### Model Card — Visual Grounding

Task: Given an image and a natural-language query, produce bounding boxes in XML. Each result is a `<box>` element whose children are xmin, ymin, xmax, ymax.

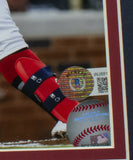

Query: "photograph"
<box><xmin>0</xmin><ymin>0</ymin><xmax>130</xmax><ymax>159</ymax></box>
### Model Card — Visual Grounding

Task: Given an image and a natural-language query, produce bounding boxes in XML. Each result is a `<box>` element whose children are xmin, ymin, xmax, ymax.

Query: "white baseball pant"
<box><xmin>0</xmin><ymin>0</ymin><xmax>28</xmax><ymax>60</ymax></box>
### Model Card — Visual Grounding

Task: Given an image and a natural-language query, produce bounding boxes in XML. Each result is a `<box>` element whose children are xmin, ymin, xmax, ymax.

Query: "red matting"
<box><xmin>0</xmin><ymin>0</ymin><xmax>128</xmax><ymax>159</ymax></box>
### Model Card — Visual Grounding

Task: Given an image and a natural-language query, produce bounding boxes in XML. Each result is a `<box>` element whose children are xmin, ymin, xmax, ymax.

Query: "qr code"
<box><xmin>97</xmin><ymin>77</ymin><xmax>108</xmax><ymax>93</ymax></box>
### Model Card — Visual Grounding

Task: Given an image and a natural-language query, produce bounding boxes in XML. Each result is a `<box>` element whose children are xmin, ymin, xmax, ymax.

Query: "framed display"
<box><xmin>0</xmin><ymin>0</ymin><xmax>131</xmax><ymax>159</ymax></box>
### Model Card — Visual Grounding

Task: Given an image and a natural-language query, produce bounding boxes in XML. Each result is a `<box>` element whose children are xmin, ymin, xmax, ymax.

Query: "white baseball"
<box><xmin>67</xmin><ymin>99</ymin><xmax>110</xmax><ymax>147</ymax></box>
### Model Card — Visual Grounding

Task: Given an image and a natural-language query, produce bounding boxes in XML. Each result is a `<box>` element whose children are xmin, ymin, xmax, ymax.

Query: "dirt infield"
<box><xmin>0</xmin><ymin>137</ymin><xmax>72</xmax><ymax>149</ymax></box>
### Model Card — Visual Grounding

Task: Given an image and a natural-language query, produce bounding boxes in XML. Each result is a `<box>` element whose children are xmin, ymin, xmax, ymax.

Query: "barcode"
<box><xmin>97</xmin><ymin>77</ymin><xmax>108</xmax><ymax>93</ymax></box>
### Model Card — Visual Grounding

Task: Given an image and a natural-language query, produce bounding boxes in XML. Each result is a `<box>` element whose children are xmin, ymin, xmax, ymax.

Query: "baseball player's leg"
<box><xmin>0</xmin><ymin>0</ymin><xmax>28</xmax><ymax>59</ymax></box>
<box><xmin>0</xmin><ymin>0</ymin><xmax>78</xmax><ymax>124</ymax></box>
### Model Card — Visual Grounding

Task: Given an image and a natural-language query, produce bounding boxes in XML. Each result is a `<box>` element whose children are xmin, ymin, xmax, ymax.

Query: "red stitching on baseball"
<box><xmin>89</xmin><ymin>104</ymin><xmax>93</xmax><ymax>110</ymax></box>
<box><xmin>97</xmin><ymin>125</ymin><xmax>100</xmax><ymax>131</ymax></box>
<box><xmin>72</xmin><ymin>102</ymin><xmax>108</xmax><ymax>113</ymax></box>
<box><xmin>87</xmin><ymin>128</ymin><xmax>92</xmax><ymax>134</ymax></box>
<box><xmin>83</xmin><ymin>129</ymin><xmax>88</xmax><ymax>135</ymax></box>
<box><xmin>82</xmin><ymin>105</ymin><xmax>86</xmax><ymax>111</ymax></box>
<box><xmin>94</xmin><ymin>126</ymin><xmax>97</xmax><ymax>132</ymax></box>
<box><xmin>100</xmin><ymin>125</ymin><xmax>104</xmax><ymax>131</ymax></box>
<box><xmin>73</xmin><ymin>124</ymin><xmax>110</xmax><ymax>146</ymax></box>
<box><xmin>85</xmin><ymin>105</ymin><xmax>89</xmax><ymax>110</ymax></box>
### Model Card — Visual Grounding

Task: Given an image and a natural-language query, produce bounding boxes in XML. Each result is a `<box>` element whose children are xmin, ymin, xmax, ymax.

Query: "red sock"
<box><xmin>0</xmin><ymin>48</ymin><xmax>78</xmax><ymax>123</ymax></box>
<box><xmin>0</xmin><ymin>48</ymin><xmax>41</xmax><ymax>83</ymax></box>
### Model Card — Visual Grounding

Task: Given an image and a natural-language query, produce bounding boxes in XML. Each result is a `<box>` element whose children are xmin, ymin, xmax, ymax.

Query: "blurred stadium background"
<box><xmin>0</xmin><ymin>0</ymin><xmax>107</xmax><ymax>143</ymax></box>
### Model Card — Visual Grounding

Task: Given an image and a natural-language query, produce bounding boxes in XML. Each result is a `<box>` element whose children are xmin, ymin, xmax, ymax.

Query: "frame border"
<box><xmin>0</xmin><ymin>0</ymin><xmax>130</xmax><ymax>159</ymax></box>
